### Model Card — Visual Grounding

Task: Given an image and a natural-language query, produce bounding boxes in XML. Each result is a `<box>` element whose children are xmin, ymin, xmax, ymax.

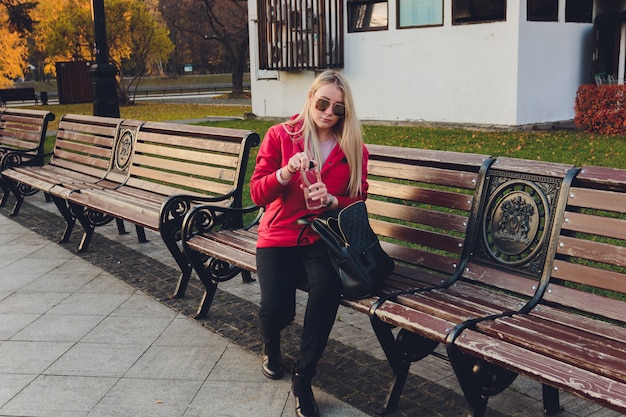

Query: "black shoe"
<box><xmin>292</xmin><ymin>371</ymin><xmax>319</xmax><ymax>417</ymax></box>
<box><xmin>261</xmin><ymin>344</ymin><xmax>283</xmax><ymax>379</ymax></box>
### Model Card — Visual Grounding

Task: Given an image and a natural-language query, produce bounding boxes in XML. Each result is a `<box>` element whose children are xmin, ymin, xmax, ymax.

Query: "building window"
<box><xmin>398</xmin><ymin>0</ymin><xmax>443</xmax><ymax>28</ymax></box>
<box><xmin>452</xmin><ymin>0</ymin><xmax>506</xmax><ymax>25</ymax></box>
<box><xmin>565</xmin><ymin>0</ymin><xmax>592</xmax><ymax>23</ymax></box>
<box><xmin>527</xmin><ymin>0</ymin><xmax>557</xmax><ymax>22</ymax></box>
<box><xmin>257</xmin><ymin>0</ymin><xmax>344</xmax><ymax>71</ymax></box>
<box><xmin>348</xmin><ymin>0</ymin><xmax>388</xmax><ymax>32</ymax></box>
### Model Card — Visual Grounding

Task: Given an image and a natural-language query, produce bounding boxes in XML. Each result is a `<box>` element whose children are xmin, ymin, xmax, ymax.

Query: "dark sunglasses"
<box><xmin>314</xmin><ymin>97</ymin><xmax>346</xmax><ymax>118</ymax></box>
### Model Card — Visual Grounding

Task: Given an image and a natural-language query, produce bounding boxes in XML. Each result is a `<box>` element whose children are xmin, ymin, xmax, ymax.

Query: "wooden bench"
<box><xmin>0</xmin><ymin>107</ymin><xmax>55</xmax><ymax>207</ymax></box>
<box><xmin>181</xmin><ymin>144</ymin><xmax>491</xmax><ymax>317</ymax></box>
<box><xmin>180</xmin><ymin>145</ymin><xmax>626</xmax><ymax>416</ymax></box>
<box><xmin>1</xmin><ymin>114</ymin><xmax>260</xmax><ymax>299</ymax></box>
<box><xmin>0</xmin><ymin>88</ymin><xmax>39</xmax><ymax>106</ymax></box>
<box><xmin>1</xmin><ymin>114</ymin><xmax>128</xmax><ymax>225</ymax></box>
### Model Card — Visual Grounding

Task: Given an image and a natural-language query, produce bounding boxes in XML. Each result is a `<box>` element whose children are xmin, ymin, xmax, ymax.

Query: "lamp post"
<box><xmin>90</xmin><ymin>0</ymin><xmax>120</xmax><ymax>117</ymax></box>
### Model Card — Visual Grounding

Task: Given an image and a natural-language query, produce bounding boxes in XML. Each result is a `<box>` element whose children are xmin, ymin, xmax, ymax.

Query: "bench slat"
<box><xmin>455</xmin><ymin>329</ymin><xmax>626</xmax><ymax>413</ymax></box>
<box><xmin>134</xmin><ymin>142</ymin><xmax>240</xmax><ymax>168</ymax></box>
<box><xmin>369</xmin><ymin>160</ymin><xmax>480</xmax><ymax>190</ymax></box>
<box><xmin>475</xmin><ymin>316</ymin><xmax>626</xmax><ymax>382</ymax></box>
<box><xmin>187</xmin><ymin>234</ymin><xmax>257</xmax><ymax>272</ymax></box>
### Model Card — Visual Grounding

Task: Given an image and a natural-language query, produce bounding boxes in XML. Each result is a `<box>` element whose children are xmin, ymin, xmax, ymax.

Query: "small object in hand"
<box><xmin>301</xmin><ymin>167</ymin><xmax>323</xmax><ymax>210</ymax></box>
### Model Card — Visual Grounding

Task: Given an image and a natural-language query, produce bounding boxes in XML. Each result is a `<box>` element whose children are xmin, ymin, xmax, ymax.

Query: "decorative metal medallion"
<box><xmin>482</xmin><ymin>180</ymin><xmax>549</xmax><ymax>266</ymax></box>
<box><xmin>113</xmin><ymin>129</ymin><xmax>134</xmax><ymax>172</ymax></box>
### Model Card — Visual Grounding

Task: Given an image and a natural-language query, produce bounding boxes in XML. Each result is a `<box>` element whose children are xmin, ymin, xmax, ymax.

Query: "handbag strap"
<box><xmin>296</xmin><ymin>214</ymin><xmax>316</xmax><ymax>247</ymax></box>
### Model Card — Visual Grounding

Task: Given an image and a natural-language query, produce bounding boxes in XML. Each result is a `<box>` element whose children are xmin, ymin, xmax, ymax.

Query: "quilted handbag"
<box><xmin>310</xmin><ymin>201</ymin><xmax>394</xmax><ymax>300</ymax></box>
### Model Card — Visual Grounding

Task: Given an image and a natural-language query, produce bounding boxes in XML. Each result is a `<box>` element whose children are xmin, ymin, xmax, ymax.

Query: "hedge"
<box><xmin>575</xmin><ymin>84</ymin><xmax>626</xmax><ymax>135</ymax></box>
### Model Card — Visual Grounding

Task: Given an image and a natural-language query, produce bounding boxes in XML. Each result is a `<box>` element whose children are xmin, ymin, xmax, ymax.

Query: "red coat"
<box><xmin>250</xmin><ymin>119</ymin><xmax>369</xmax><ymax>248</ymax></box>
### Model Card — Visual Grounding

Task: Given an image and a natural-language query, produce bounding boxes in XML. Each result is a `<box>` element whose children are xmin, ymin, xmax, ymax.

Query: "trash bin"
<box><xmin>40</xmin><ymin>91</ymin><xmax>48</xmax><ymax>105</ymax></box>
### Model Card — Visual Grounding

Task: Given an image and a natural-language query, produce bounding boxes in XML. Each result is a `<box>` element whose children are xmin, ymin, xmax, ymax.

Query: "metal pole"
<box><xmin>90</xmin><ymin>0</ymin><xmax>120</xmax><ymax>117</ymax></box>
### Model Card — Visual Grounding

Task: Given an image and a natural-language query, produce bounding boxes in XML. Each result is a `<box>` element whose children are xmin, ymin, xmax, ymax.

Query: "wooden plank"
<box><xmin>550</xmin><ymin>259</ymin><xmax>626</xmax><ymax>295</ymax></box>
<box><xmin>140</xmin><ymin>121</ymin><xmax>253</xmax><ymax>144</ymax></box>
<box><xmin>576</xmin><ymin>165</ymin><xmax>626</xmax><ymax>191</ymax></box>
<box><xmin>462</xmin><ymin>262</ymin><xmax>539</xmax><ymax>297</ymax></box>
<box><xmin>568</xmin><ymin>187</ymin><xmax>626</xmax><ymax>213</ymax></box>
<box><xmin>541</xmin><ymin>276</ymin><xmax>625</xmax><ymax>324</ymax></box>
<box><xmin>557</xmin><ymin>235</ymin><xmax>626</xmax><ymax>268</ymax></box>
<box><xmin>367</xmin><ymin>199</ymin><xmax>470</xmax><ymax>232</ymax></box>
<box><xmin>529</xmin><ymin>303</ymin><xmax>626</xmax><ymax>345</ymax></box>
<box><xmin>491</xmin><ymin>157</ymin><xmax>574</xmax><ymax>178</ymax></box>
<box><xmin>366</xmin><ymin>144</ymin><xmax>489</xmax><ymax>169</ymax></box>
<box><xmin>186</xmin><ymin>235</ymin><xmax>258</xmax><ymax>271</ymax></box>
<box><xmin>474</xmin><ymin>316</ymin><xmax>626</xmax><ymax>382</ymax></box>
<box><xmin>134</xmin><ymin>142</ymin><xmax>240</xmax><ymax>167</ymax></box>
<box><xmin>367</xmin><ymin>180</ymin><xmax>473</xmax><ymax>211</ymax></box>
<box><xmin>131</xmin><ymin>154</ymin><xmax>237</xmax><ymax>181</ymax></box>
<box><xmin>562</xmin><ymin>211</ymin><xmax>626</xmax><ymax>241</ymax></box>
<box><xmin>373</xmin><ymin>300</ymin><xmax>455</xmax><ymax>342</ymax></box>
<box><xmin>373</xmin><ymin>220</ymin><xmax>464</xmax><ymax>254</ymax></box>
<box><xmin>454</xmin><ymin>329</ymin><xmax>626</xmax><ymax>413</ymax></box>
<box><xmin>127</xmin><ymin>166</ymin><xmax>234</xmax><ymax>196</ymax></box>
<box><xmin>379</xmin><ymin>238</ymin><xmax>459</xmax><ymax>274</ymax></box>
<box><xmin>368</xmin><ymin>160</ymin><xmax>480</xmax><ymax>189</ymax></box>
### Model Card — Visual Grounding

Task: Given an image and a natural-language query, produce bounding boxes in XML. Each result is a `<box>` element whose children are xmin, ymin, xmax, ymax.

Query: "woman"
<box><xmin>250</xmin><ymin>70</ymin><xmax>369</xmax><ymax>417</ymax></box>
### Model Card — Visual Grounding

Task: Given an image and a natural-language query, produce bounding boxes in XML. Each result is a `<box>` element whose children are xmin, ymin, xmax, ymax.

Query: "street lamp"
<box><xmin>90</xmin><ymin>0</ymin><xmax>120</xmax><ymax>117</ymax></box>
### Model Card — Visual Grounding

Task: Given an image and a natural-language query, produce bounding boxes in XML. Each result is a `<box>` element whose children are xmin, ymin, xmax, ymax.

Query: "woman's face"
<box><xmin>310</xmin><ymin>83</ymin><xmax>344</xmax><ymax>133</ymax></box>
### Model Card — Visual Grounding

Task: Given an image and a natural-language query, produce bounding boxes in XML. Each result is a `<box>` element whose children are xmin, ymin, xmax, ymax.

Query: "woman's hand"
<box><xmin>301</xmin><ymin>175</ymin><xmax>335</xmax><ymax>209</ymax></box>
<box><xmin>286</xmin><ymin>152</ymin><xmax>317</xmax><ymax>173</ymax></box>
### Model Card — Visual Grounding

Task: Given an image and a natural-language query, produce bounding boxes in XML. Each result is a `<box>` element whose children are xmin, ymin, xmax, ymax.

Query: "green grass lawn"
<box><xmin>197</xmin><ymin>119</ymin><xmax>626</xmax><ymax>169</ymax></box>
<box><xmin>31</xmin><ymin>100</ymin><xmax>626</xmax><ymax>170</ymax></box>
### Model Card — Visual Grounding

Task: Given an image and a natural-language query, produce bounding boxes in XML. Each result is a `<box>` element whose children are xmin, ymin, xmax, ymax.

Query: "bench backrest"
<box><xmin>51</xmin><ymin>114</ymin><xmax>124</xmax><ymax>178</ymax></box>
<box><xmin>125</xmin><ymin>121</ymin><xmax>260</xmax><ymax>208</ymax></box>
<box><xmin>0</xmin><ymin>88</ymin><xmax>37</xmax><ymax>103</ymax></box>
<box><xmin>365</xmin><ymin>144</ymin><xmax>491</xmax><ymax>291</ymax></box>
<box><xmin>459</xmin><ymin>157</ymin><xmax>578</xmax><ymax>307</ymax></box>
<box><xmin>0</xmin><ymin>108</ymin><xmax>55</xmax><ymax>161</ymax></box>
<box><xmin>546</xmin><ymin>165</ymin><xmax>626</xmax><ymax>325</ymax></box>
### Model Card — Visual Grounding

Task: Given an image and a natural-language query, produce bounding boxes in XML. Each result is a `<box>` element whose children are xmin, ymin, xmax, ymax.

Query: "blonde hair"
<box><xmin>284</xmin><ymin>70</ymin><xmax>364</xmax><ymax>198</ymax></box>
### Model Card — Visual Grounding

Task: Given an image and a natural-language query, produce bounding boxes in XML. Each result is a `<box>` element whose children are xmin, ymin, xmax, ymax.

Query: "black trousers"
<box><xmin>256</xmin><ymin>241</ymin><xmax>342</xmax><ymax>378</ymax></box>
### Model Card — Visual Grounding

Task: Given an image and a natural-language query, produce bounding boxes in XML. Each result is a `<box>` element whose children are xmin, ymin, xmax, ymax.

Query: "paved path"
<box><xmin>0</xmin><ymin>207</ymin><xmax>367</xmax><ymax>417</ymax></box>
<box><xmin>0</xmin><ymin>191</ymin><xmax>619</xmax><ymax>417</ymax></box>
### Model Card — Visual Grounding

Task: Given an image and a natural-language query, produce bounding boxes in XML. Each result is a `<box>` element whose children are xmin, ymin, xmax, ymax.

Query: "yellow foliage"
<box><xmin>0</xmin><ymin>7</ymin><xmax>27</xmax><ymax>88</ymax></box>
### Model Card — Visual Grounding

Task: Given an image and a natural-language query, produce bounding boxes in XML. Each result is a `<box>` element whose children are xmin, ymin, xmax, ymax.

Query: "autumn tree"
<box><xmin>35</xmin><ymin>0</ymin><xmax>173</xmax><ymax>104</ymax></box>
<box><xmin>160</xmin><ymin>0</ymin><xmax>249</xmax><ymax>94</ymax></box>
<box><xmin>0</xmin><ymin>0</ymin><xmax>38</xmax><ymax>88</ymax></box>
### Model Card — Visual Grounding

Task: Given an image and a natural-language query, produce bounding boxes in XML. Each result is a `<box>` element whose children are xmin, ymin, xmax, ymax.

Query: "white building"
<box><xmin>247</xmin><ymin>1</ymin><xmax>624</xmax><ymax>127</ymax></box>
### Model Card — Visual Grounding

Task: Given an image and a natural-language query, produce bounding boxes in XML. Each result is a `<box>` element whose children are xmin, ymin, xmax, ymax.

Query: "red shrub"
<box><xmin>575</xmin><ymin>84</ymin><xmax>626</xmax><ymax>135</ymax></box>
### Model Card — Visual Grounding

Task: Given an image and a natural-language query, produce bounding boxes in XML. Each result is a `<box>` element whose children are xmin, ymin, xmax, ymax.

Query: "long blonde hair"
<box><xmin>284</xmin><ymin>70</ymin><xmax>364</xmax><ymax>198</ymax></box>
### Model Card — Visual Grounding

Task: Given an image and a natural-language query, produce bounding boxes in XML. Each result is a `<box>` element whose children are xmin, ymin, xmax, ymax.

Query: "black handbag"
<box><xmin>310</xmin><ymin>201</ymin><xmax>395</xmax><ymax>300</ymax></box>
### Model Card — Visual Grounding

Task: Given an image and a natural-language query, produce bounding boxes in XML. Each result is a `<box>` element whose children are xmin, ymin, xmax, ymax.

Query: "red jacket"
<box><xmin>250</xmin><ymin>119</ymin><xmax>369</xmax><ymax>248</ymax></box>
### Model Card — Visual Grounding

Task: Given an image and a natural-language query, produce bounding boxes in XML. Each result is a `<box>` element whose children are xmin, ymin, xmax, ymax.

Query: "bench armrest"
<box><xmin>159</xmin><ymin>192</ymin><xmax>235</xmax><ymax>224</ymax></box>
<box><xmin>0</xmin><ymin>149</ymin><xmax>50</xmax><ymax>171</ymax></box>
<box><xmin>181</xmin><ymin>203</ymin><xmax>263</xmax><ymax>243</ymax></box>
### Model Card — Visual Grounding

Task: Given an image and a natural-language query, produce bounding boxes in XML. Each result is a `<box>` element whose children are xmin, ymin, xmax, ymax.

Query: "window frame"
<box><xmin>397</xmin><ymin>0</ymin><xmax>444</xmax><ymax>30</ymax></box>
<box><xmin>348</xmin><ymin>0</ymin><xmax>389</xmax><ymax>33</ymax></box>
<box><xmin>565</xmin><ymin>0</ymin><xmax>593</xmax><ymax>23</ymax></box>
<box><xmin>452</xmin><ymin>0</ymin><xmax>507</xmax><ymax>25</ymax></box>
<box><xmin>527</xmin><ymin>0</ymin><xmax>558</xmax><ymax>22</ymax></box>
